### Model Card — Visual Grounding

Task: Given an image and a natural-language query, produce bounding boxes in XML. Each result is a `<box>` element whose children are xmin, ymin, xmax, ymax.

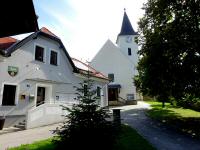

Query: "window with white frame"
<box><xmin>50</xmin><ymin>50</ymin><xmax>58</xmax><ymax>65</ymax></box>
<box><xmin>35</xmin><ymin>45</ymin><xmax>45</xmax><ymax>62</ymax></box>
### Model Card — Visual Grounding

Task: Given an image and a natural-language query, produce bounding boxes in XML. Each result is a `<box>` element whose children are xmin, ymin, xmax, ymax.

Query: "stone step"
<box><xmin>3</xmin><ymin>115</ymin><xmax>26</xmax><ymax>128</ymax></box>
<box><xmin>0</xmin><ymin>127</ymin><xmax>23</xmax><ymax>135</ymax></box>
<box><xmin>18</xmin><ymin>122</ymin><xmax>26</xmax><ymax>125</ymax></box>
<box><xmin>14</xmin><ymin>124</ymin><xmax>25</xmax><ymax>130</ymax></box>
<box><xmin>14</xmin><ymin>119</ymin><xmax>26</xmax><ymax>130</ymax></box>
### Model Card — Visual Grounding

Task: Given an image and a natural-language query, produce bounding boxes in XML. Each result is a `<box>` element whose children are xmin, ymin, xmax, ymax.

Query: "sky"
<box><xmin>18</xmin><ymin>0</ymin><xmax>147</xmax><ymax>61</ymax></box>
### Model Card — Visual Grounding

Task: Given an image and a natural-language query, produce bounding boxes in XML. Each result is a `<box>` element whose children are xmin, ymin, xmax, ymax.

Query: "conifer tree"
<box><xmin>54</xmin><ymin>71</ymin><xmax>117</xmax><ymax>150</ymax></box>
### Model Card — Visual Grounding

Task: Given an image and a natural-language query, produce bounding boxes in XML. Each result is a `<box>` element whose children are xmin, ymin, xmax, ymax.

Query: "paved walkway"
<box><xmin>0</xmin><ymin>123</ymin><xmax>59</xmax><ymax>150</ymax></box>
<box><xmin>0</xmin><ymin>102</ymin><xmax>200</xmax><ymax>150</ymax></box>
<box><xmin>116</xmin><ymin>101</ymin><xmax>200</xmax><ymax>150</ymax></box>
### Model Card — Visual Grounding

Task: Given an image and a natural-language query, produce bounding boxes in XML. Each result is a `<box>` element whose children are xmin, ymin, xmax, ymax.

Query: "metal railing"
<box><xmin>118</xmin><ymin>96</ymin><xmax>126</xmax><ymax>103</ymax></box>
<box><xmin>36</xmin><ymin>101</ymin><xmax>45</xmax><ymax>107</ymax></box>
<box><xmin>0</xmin><ymin>106</ymin><xmax>16</xmax><ymax>117</ymax></box>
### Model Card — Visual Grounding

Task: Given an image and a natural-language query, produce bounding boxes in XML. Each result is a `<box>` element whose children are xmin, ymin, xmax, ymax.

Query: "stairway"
<box><xmin>14</xmin><ymin>119</ymin><xmax>26</xmax><ymax>130</ymax></box>
<box><xmin>109</xmin><ymin>100</ymin><xmax>125</xmax><ymax>106</ymax></box>
<box><xmin>0</xmin><ymin>116</ymin><xmax>26</xmax><ymax>135</ymax></box>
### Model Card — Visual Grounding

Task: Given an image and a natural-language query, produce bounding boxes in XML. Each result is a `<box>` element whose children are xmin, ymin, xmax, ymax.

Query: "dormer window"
<box><xmin>50</xmin><ymin>50</ymin><xmax>58</xmax><ymax>65</ymax></box>
<box><xmin>35</xmin><ymin>45</ymin><xmax>44</xmax><ymax>62</ymax></box>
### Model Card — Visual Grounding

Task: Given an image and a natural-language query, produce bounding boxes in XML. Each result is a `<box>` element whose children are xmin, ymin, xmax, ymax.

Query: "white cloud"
<box><xmin>19</xmin><ymin>0</ymin><xmax>147</xmax><ymax>62</ymax></box>
<box><xmin>63</xmin><ymin>0</ymin><xmax>147</xmax><ymax>61</ymax></box>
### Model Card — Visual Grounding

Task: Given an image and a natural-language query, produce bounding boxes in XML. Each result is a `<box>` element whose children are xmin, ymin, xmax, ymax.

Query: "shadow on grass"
<box><xmin>147</xmin><ymin>108</ymin><xmax>180</xmax><ymax>120</ymax></box>
<box><xmin>168</xmin><ymin>117</ymin><xmax>200</xmax><ymax>138</ymax></box>
<box><xmin>9</xmin><ymin>125</ymin><xmax>156</xmax><ymax>150</ymax></box>
<box><xmin>113</xmin><ymin>125</ymin><xmax>156</xmax><ymax>150</ymax></box>
<box><xmin>147</xmin><ymin>104</ymin><xmax>200</xmax><ymax>139</ymax></box>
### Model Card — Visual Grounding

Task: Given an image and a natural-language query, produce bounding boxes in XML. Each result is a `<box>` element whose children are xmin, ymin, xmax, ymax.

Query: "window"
<box><xmin>50</xmin><ymin>50</ymin><xmax>58</xmax><ymax>65</ymax></box>
<box><xmin>127</xmin><ymin>94</ymin><xmax>134</xmax><ymax>100</ymax></box>
<box><xmin>128</xmin><ymin>48</ymin><xmax>131</xmax><ymax>56</ymax></box>
<box><xmin>56</xmin><ymin>95</ymin><xmax>59</xmax><ymax>100</ymax></box>
<box><xmin>108</xmin><ymin>73</ymin><xmax>114</xmax><ymax>82</ymax></box>
<box><xmin>97</xmin><ymin>86</ymin><xmax>101</xmax><ymax>97</ymax></box>
<box><xmin>83</xmin><ymin>84</ymin><xmax>88</xmax><ymax>96</ymax></box>
<box><xmin>35</xmin><ymin>45</ymin><xmax>44</xmax><ymax>62</ymax></box>
<box><xmin>2</xmin><ymin>84</ymin><xmax>16</xmax><ymax>106</ymax></box>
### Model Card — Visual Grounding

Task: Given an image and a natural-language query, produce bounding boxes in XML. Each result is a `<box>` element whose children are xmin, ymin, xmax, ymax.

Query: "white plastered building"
<box><xmin>0</xmin><ymin>28</ymin><xmax>109</xmax><ymax>129</ymax></box>
<box><xmin>91</xmin><ymin>10</ymin><xmax>142</xmax><ymax>105</ymax></box>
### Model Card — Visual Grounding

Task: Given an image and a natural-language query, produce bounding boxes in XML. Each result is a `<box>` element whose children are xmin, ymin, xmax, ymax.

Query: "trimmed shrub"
<box><xmin>175</xmin><ymin>95</ymin><xmax>200</xmax><ymax>112</ymax></box>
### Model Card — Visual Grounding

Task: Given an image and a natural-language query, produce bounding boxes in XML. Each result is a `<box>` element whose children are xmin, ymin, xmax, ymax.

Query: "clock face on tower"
<box><xmin>125</xmin><ymin>36</ymin><xmax>132</xmax><ymax>43</ymax></box>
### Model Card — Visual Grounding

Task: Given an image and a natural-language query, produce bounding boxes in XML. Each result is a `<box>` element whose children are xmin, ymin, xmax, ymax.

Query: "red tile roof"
<box><xmin>0</xmin><ymin>37</ymin><xmax>17</xmax><ymax>50</ymax></box>
<box><xmin>40</xmin><ymin>27</ymin><xmax>58</xmax><ymax>38</ymax></box>
<box><xmin>72</xmin><ymin>58</ymin><xmax>109</xmax><ymax>80</ymax></box>
<box><xmin>0</xmin><ymin>27</ymin><xmax>57</xmax><ymax>51</ymax></box>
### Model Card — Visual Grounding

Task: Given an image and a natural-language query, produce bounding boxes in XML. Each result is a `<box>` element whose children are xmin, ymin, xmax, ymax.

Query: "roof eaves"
<box><xmin>35</xmin><ymin>31</ymin><xmax>78</xmax><ymax>73</ymax></box>
<box><xmin>77</xmin><ymin>67</ymin><xmax>109</xmax><ymax>80</ymax></box>
<box><xmin>77</xmin><ymin>70</ymin><xmax>109</xmax><ymax>81</ymax></box>
<box><xmin>1</xmin><ymin>30</ymin><xmax>78</xmax><ymax>73</ymax></box>
<box><xmin>4</xmin><ymin>32</ymin><xmax>38</xmax><ymax>57</ymax></box>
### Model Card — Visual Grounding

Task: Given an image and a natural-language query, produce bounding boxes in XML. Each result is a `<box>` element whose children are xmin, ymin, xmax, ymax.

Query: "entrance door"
<box><xmin>36</xmin><ymin>87</ymin><xmax>45</xmax><ymax>106</ymax></box>
<box><xmin>2</xmin><ymin>84</ymin><xmax>16</xmax><ymax>106</ymax></box>
<box><xmin>108</xmin><ymin>88</ymin><xmax>118</xmax><ymax>101</ymax></box>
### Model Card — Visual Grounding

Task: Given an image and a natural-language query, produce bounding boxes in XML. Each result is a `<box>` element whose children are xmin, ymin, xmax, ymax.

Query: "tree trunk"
<box><xmin>162</xmin><ymin>101</ymin><xmax>165</xmax><ymax>108</ymax></box>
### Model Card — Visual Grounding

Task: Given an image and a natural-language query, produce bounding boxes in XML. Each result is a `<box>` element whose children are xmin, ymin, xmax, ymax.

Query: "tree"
<box><xmin>53</xmin><ymin>71</ymin><xmax>117</xmax><ymax>150</ymax></box>
<box><xmin>135</xmin><ymin>0</ymin><xmax>200</xmax><ymax>107</ymax></box>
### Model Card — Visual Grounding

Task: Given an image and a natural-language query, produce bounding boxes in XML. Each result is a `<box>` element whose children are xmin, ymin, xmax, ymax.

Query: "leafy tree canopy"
<box><xmin>135</xmin><ymin>0</ymin><xmax>200</xmax><ymax>101</ymax></box>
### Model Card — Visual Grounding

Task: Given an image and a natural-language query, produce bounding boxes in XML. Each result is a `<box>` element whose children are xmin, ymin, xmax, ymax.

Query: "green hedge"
<box><xmin>173</xmin><ymin>95</ymin><xmax>200</xmax><ymax>112</ymax></box>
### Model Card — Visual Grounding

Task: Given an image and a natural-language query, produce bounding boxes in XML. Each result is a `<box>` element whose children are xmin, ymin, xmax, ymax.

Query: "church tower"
<box><xmin>91</xmin><ymin>9</ymin><xmax>142</xmax><ymax>103</ymax></box>
<box><xmin>116</xmin><ymin>9</ymin><xmax>138</xmax><ymax>66</ymax></box>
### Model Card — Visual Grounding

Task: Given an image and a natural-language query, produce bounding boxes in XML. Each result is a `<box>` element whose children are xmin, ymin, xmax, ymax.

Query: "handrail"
<box><xmin>26</xmin><ymin>102</ymin><xmax>67</xmax><ymax>129</ymax></box>
<box><xmin>1</xmin><ymin>101</ymin><xmax>28</xmax><ymax>117</ymax></box>
<box><xmin>36</xmin><ymin>101</ymin><xmax>45</xmax><ymax>107</ymax></box>
<box><xmin>1</xmin><ymin>106</ymin><xmax>16</xmax><ymax>117</ymax></box>
<box><xmin>118</xmin><ymin>96</ymin><xmax>126</xmax><ymax>103</ymax></box>
<box><xmin>27</xmin><ymin>101</ymin><xmax>45</xmax><ymax>112</ymax></box>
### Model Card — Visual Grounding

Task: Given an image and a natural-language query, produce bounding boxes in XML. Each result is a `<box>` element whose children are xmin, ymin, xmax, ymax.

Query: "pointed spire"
<box><xmin>118</xmin><ymin>9</ymin><xmax>137</xmax><ymax>36</ymax></box>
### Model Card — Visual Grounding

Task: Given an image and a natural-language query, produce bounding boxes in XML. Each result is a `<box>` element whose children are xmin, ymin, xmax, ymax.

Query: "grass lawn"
<box><xmin>8</xmin><ymin>138</ymin><xmax>56</xmax><ymax>150</ymax></box>
<box><xmin>9</xmin><ymin>125</ymin><xmax>155</xmax><ymax>150</ymax></box>
<box><xmin>113</xmin><ymin>124</ymin><xmax>155</xmax><ymax>150</ymax></box>
<box><xmin>146</xmin><ymin>101</ymin><xmax>200</xmax><ymax>138</ymax></box>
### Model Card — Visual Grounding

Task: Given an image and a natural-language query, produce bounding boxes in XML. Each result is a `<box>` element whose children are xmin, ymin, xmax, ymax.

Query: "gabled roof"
<box><xmin>0</xmin><ymin>27</ymin><xmax>78</xmax><ymax>73</ymax></box>
<box><xmin>91</xmin><ymin>39</ymin><xmax>135</xmax><ymax>68</ymax></box>
<box><xmin>118</xmin><ymin>9</ymin><xmax>137</xmax><ymax>36</ymax></box>
<box><xmin>40</xmin><ymin>27</ymin><xmax>58</xmax><ymax>38</ymax></box>
<box><xmin>72</xmin><ymin>58</ymin><xmax>109</xmax><ymax>80</ymax></box>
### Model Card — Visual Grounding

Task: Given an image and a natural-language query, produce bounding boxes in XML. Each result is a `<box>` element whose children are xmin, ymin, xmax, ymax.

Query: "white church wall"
<box><xmin>91</xmin><ymin>40</ymin><xmax>137</xmax><ymax>100</ymax></box>
<box><xmin>117</xmin><ymin>35</ymin><xmax>139</xmax><ymax>66</ymax></box>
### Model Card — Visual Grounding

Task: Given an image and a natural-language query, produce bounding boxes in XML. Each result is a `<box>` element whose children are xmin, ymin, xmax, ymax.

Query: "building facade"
<box><xmin>0</xmin><ymin>28</ymin><xmax>108</xmax><ymax>129</ymax></box>
<box><xmin>91</xmin><ymin>10</ymin><xmax>142</xmax><ymax>104</ymax></box>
